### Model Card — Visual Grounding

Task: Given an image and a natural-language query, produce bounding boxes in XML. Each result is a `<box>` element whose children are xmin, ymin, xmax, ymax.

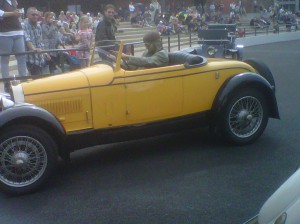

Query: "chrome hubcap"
<box><xmin>229</xmin><ymin>96</ymin><xmax>263</xmax><ymax>138</ymax></box>
<box><xmin>236</xmin><ymin>110</ymin><xmax>253</xmax><ymax>123</ymax></box>
<box><xmin>0</xmin><ymin>136</ymin><xmax>47</xmax><ymax>188</ymax></box>
<box><xmin>13</xmin><ymin>152</ymin><xmax>29</xmax><ymax>166</ymax></box>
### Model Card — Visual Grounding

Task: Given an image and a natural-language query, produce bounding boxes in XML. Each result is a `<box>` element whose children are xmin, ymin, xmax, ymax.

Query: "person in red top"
<box><xmin>0</xmin><ymin>0</ymin><xmax>27</xmax><ymax>91</ymax></box>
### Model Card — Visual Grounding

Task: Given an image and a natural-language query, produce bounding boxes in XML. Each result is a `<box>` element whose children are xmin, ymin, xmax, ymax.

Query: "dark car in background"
<box><xmin>183</xmin><ymin>24</ymin><xmax>243</xmax><ymax>60</ymax></box>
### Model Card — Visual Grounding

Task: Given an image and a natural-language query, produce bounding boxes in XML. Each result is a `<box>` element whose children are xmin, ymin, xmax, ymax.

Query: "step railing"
<box><xmin>1</xmin><ymin>23</ymin><xmax>299</xmax><ymax>80</ymax></box>
<box><xmin>0</xmin><ymin>48</ymin><xmax>90</xmax><ymax>83</ymax></box>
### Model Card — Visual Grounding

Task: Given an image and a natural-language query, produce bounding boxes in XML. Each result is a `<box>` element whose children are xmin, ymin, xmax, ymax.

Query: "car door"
<box><xmin>86</xmin><ymin>67</ymin><xmax>128</xmax><ymax>129</ymax></box>
<box><xmin>124</xmin><ymin>66</ymin><xmax>183</xmax><ymax>124</ymax></box>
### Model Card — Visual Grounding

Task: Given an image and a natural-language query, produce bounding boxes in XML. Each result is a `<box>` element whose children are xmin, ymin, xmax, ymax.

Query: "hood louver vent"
<box><xmin>37</xmin><ymin>99</ymin><xmax>83</xmax><ymax>115</ymax></box>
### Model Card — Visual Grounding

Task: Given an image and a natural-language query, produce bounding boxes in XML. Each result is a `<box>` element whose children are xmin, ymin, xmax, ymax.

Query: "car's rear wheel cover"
<box><xmin>0</xmin><ymin>136</ymin><xmax>47</xmax><ymax>188</ymax></box>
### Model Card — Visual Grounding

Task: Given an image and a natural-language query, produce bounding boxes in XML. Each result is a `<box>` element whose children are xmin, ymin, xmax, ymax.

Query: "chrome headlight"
<box><xmin>207</xmin><ymin>46</ymin><xmax>217</xmax><ymax>57</ymax></box>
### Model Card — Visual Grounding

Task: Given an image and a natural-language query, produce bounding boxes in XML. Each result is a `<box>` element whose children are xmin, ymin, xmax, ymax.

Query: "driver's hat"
<box><xmin>143</xmin><ymin>31</ymin><xmax>161</xmax><ymax>44</ymax></box>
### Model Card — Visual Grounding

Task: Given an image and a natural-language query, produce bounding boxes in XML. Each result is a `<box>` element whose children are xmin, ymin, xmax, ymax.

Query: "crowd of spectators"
<box><xmin>1</xmin><ymin>5</ymin><xmax>103</xmax><ymax>78</ymax></box>
<box><xmin>125</xmin><ymin>1</ymin><xmax>248</xmax><ymax>36</ymax></box>
<box><xmin>2</xmin><ymin>0</ymin><xmax>299</xmax><ymax>80</ymax></box>
<box><xmin>249</xmin><ymin>2</ymin><xmax>298</xmax><ymax>33</ymax></box>
<box><xmin>21</xmin><ymin>9</ymin><xmax>94</xmax><ymax>75</ymax></box>
<box><xmin>274</xmin><ymin>4</ymin><xmax>298</xmax><ymax>31</ymax></box>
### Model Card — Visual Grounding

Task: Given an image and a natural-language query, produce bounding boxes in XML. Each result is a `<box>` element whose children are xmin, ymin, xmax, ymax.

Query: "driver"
<box><xmin>119</xmin><ymin>31</ymin><xmax>169</xmax><ymax>70</ymax></box>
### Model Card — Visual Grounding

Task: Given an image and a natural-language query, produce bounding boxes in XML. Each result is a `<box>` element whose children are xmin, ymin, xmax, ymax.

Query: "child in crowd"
<box><xmin>156</xmin><ymin>21</ymin><xmax>172</xmax><ymax>35</ymax></box>
<box><xmin>70</xmin><ymin>22</ymin><xmax>78</xmax><ymax>34</ymax></box>
<box><xmin>76</xmin><ymin>15</ymin><xmax>93</xmax><ymax>68</ymax></box>
<box><xmin>169</xmin><ymin>17</ymin><xmax>187</xmax><ymax>34</ymax></box>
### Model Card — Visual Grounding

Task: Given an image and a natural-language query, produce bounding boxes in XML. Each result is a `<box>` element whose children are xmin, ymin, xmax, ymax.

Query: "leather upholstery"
<box><xmin>168</xmin><ymin>52</ymin><xmax>203</xmax><ymax>66</ymax></box>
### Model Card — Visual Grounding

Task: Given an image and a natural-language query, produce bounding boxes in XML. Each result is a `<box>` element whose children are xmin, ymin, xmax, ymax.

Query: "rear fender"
<box><xmin>212</xmin><ymin>73</ymin><xmax>280</xmax><ymax>120</ymax></box>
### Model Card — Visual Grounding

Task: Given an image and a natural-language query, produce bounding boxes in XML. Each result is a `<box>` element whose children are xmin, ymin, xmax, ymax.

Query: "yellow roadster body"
<box><xmin>22</xmin><ymin>59</ymin><xmax>255</xmax><ymax>132</ymax></box>
<box><xmin>0</xmin><ymin>41</ymin><xmax>279</xmax><ymax>194</ymax></box>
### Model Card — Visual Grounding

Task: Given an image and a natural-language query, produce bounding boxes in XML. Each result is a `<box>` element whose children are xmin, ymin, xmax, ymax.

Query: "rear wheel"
<box><xmin>0</xmin><ymin>125</ymin><xmax>58</xmax><ymax>195</ymax></box>
<box><xmin>218</xmin><ymin>89</ymin><xmax>269</xmax><ymax>145</ymax></box>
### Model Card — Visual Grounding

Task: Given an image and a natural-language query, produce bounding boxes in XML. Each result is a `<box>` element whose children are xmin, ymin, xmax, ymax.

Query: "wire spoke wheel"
<box><xmin>217</xmin><ymin>88</ymin><xmax>269</xmax><ymax>145</ymax></box>
<box><xmin>0</xmin><ymin>124</ymin><xmax>58</xmax><ymax>195</ymax></box>
<box><xmin>0</xmin><ymin>136</ymin><xmax>48</xmax><ymax>188</ymax></box>
<box><xmin>0</xmin><ymin>125</ymin><xmax>58</xmax><ymax>195</ymax></box>
<box><xmin>229</xmin><ymin>96</ymin><xmax>263</xmax><ymax>138</ymax></box>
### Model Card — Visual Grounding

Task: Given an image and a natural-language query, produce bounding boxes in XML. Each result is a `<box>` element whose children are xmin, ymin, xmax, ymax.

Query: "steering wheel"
<box><xmin>97</xmin><ymin>48</ymin><xmax>115</xmax><ymax>64</ymax></box>
<box><xmin>121</xmin><ymin>57</ymin><xmax>130</xmax><ymax>70</ymax></box>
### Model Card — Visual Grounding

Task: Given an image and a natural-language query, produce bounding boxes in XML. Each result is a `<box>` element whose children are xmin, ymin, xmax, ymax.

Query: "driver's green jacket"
<box><xmin>127</xmin><ymin>48</ymin><xmax>169</xmax><ymax>70</ymax></box>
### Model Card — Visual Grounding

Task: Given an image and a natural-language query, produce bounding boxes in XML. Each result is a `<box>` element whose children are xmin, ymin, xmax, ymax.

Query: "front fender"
<box><xmin>212</xmin><ymin>73</ymin><xmax>280</xmax><ymax>119</ymax></box>
<box><xmin>0</xmin><ymin>103</ymin><xmax>66</xmax><ymax>139</ymax></box>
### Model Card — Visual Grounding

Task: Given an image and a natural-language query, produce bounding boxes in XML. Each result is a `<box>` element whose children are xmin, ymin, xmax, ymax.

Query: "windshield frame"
<box><xmin>91</xmin><ymin>40</ymin><xmax>124</xmax><ymax>72</ymax></box>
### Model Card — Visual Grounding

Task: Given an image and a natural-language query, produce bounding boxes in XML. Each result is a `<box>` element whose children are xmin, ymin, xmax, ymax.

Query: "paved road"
<box><xmin>0</xmin><ymin>40</ymin><xmax>300</xmax><ymax>224</ymax></box>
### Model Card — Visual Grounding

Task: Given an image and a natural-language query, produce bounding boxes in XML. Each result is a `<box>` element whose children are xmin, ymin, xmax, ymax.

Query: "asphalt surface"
<box><xmin>1</xmin><ymin>40</ymin><xmax>300</xmax><ymax>224</ymax></box>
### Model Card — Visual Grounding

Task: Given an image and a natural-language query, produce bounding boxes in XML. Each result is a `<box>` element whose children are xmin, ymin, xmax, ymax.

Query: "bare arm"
<box><xmin>0</xmin><ymin>10</ymin><xmax>21</xmax><ymax>18</ymax></box>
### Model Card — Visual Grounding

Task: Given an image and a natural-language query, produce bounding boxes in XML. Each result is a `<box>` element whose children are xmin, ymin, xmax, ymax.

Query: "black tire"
<box><xmin>218</xmin><ymin>88</ymin><xmax>269</xmax><ymax>145</ymax></box>
<box><xmin>243</xmin><ymin>58</ymin><xmax>275</xmax><ymax>88</ymax></box>
<box><xmin>0</xmin><ymin>125</ymin><xmax>58</xmax><ymax>195</ymax></box>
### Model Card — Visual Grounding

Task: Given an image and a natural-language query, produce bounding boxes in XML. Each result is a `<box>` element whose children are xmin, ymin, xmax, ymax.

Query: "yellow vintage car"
<box><xmin>0</xmin><ymin>41</ymin><xmax>279</xmax><ymax>195</ymax></box>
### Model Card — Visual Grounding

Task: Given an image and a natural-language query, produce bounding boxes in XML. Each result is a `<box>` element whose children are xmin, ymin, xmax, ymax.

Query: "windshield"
<box><xmin>93</xmin><ymin>40</ymin><xmax>122</xmax><ymax>68</ymax></box>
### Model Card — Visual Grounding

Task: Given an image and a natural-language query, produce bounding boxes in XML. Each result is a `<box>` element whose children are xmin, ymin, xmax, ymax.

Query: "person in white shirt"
<box><xmin>92</xmin><ymin>15</ymin><xmax>102</xmax><ymax>33</ymax></box>
<box><xmin>149</xmin><ymin>0</ymin><xmax>161</xmax><ymax>24</ymax></box>
<box><xmin>230</xmin><ymin>2</ymin><xmax>236</xmax><ymax>12</ymax></box>
<box><xmin>253</xmin><ymin>0</ymin><xmax>258</xmax><ymax>13</ymax></box>
<box><xmin>129</xmin><ymin>1</ymin><xmax>135</xmax><ymax>20</ymax></box>
<box><xmin>209</xmin><ymin>3</ymin><xmax>215</xmax><ymax>16</ymax></box>
<box><xmin>86</xmin><ymin>12</ymin><xmax>93</xmax><ymax>24</ymax></box>
<box><xmin>279</xmin><ymin>7</ymin><xmax>285</xmax><ymax>16</ymax></box>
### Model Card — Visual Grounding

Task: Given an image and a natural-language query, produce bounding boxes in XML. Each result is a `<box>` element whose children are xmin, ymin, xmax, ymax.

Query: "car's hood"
<box><xmin>21</xmin><ymin>64</ymin><xmax>114</xmax><ymax>96</ymax></box>
<box><xmin>21</xmin><ymin>71</ymin><xmax>88</xmax><ymax>96</ymax></box>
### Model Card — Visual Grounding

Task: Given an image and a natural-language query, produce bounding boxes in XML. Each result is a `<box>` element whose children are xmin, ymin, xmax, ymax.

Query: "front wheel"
<box><xmin>218</xmin><ymin>89</ymin><xmax>269</xmax><ymax>145</ymax></box>
<box><xmin>0</xmin><ymin>125</ymin><xmax>58</xmax><ymax>195</ymax></box>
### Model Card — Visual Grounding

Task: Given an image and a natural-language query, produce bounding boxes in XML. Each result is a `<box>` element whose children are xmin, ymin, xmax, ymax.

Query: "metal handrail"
<box><xmin>1</xmin><ymin>24</ymin><xmax>299</xmax><ymax>83</ymax></box>
<box><xmin>0</xmin><ymin>43</ymin><xmax>146</xmax><ymax>82</ymax></box>
<box><xmin>0</xmin><ymin>47</ymin><xmax>89</xmax><ymax>57</ymax></box>
<box><xmin>0</xmin><ymin>47</ymin><xmax>90</xmax><ymax>82</ymax></box>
